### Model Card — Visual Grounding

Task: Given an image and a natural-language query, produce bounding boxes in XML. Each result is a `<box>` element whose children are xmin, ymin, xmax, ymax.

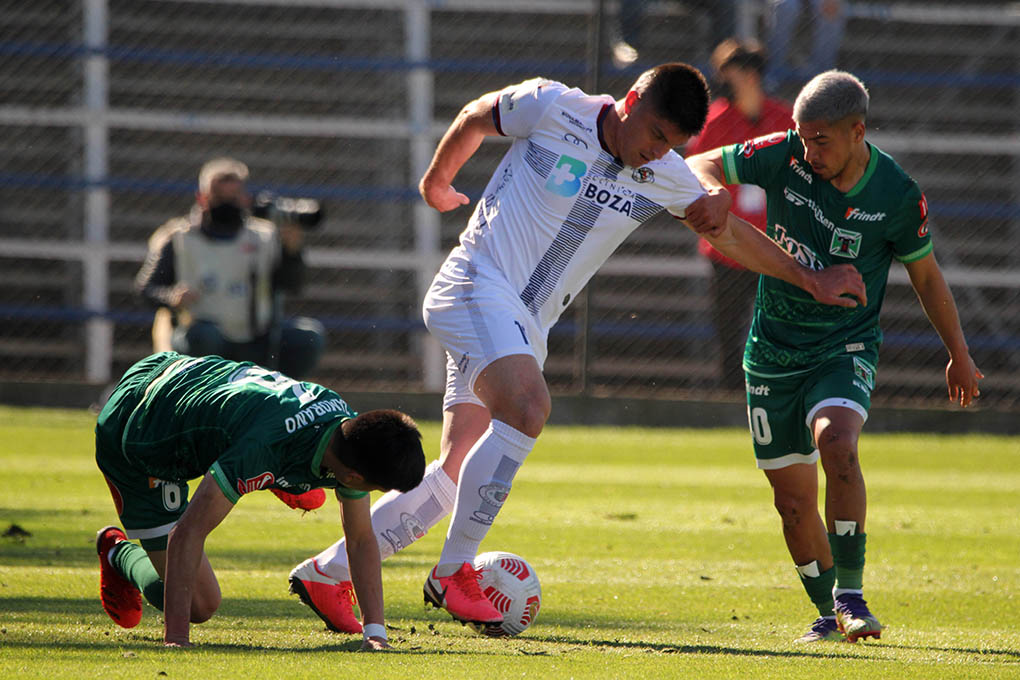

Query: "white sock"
<box><xmin>313</xmin><ymin>460</ymin><xmax>457</xmax><ymax>582</ymax></box>
<box><xmin>439</xmin><ymin>420</ymin><xmax>536</xmax><ymax>569</ymax></box>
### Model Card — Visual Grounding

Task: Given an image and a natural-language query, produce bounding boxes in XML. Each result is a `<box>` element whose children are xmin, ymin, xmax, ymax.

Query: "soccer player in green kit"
<box><xmin>687</xmin><ymin>70</ymin><xmax>983</xmax><ymax>643</ymax></box>
<box><xmin>93</xmin><ymin>352</ymin><xmax>426</xmax><ymax>649</ymax></box>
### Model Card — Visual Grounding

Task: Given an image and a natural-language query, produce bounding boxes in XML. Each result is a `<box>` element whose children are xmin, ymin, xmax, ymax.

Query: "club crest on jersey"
<box><xmin>740</xmin><ymin>131</ymin><xmax>786</xmax><ymax>158</ymax></box>
<box><xmin>546</xmin><ymin>154</ymin><xmax>587</xmax><ymax>197</ymax></box>
<box><xmin>632</xmin><ymin>166</ymin><xmax>654</xmax><ymax>183</ymax></box>
<box><xmin>237</xmin><ymin>471</ymin><xmax>275</xmax><ymax>495</ymax></box>
<box><xmin>853</xmin><ymin>356</ymin><xmax>875</xmax><ymax>390</ymax></box>
<box><xmin>829</xmin><ymin>227</ymin><xmax>862</xmax><ymax>258</ymax></box>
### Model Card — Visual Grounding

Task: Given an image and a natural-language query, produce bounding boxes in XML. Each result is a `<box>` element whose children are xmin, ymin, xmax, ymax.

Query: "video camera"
<box><xmin>252</xmin><ymin>191</ymin><xmax>324</xmax><ymax>230</ymax></box>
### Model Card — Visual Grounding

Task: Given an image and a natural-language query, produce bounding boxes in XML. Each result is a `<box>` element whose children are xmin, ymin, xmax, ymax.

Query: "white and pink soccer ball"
<box><xmin>471</xmin><ymin>551</ymin><xmax>542</xmax><ymax>637</ymax></box>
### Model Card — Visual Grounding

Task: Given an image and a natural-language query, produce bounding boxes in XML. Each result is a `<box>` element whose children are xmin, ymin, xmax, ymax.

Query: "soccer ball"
<box><xmin>471</xmin><ymin>551</ymin><xmax>542</xmax><ymax>637</ymax></box>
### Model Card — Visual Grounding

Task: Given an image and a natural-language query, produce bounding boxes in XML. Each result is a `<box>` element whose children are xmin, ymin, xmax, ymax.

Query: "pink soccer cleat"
<box><xmin>423</xmin><ymin>562</ymin><xmax>503</xmax><ymax>627</ymax></box>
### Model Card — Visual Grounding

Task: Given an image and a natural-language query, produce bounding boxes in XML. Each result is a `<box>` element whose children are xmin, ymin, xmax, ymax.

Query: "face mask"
<box><xmin>206</xmin><ymin>202</ymin><xmax>244</xmax><ymax>234</ymax></box>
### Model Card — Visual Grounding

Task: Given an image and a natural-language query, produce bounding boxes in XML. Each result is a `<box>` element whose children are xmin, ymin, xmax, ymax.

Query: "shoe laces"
<box><xmin>450</xmin><ymin>565</ymin><xmax>487</xmax><ymax>602</ymax></box>
<box><xmin>810</xmin><ymin>616</ymin><xmax>838</xmax><ymax>633</ymax></box>
<box><xmin>338</xmin><ymin>580</ymin><xmax>357</xmax><ymax>607</ymax></box>
<box><xmin>835</xmin><ymin>593</ymin><xmax>871</xmax><ymax>619</ymax></box>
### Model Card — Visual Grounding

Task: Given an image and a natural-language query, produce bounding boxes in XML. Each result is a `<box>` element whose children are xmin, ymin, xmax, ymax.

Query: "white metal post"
<box><xmin>406</xmin><ymin>0</ymin><xmax>445</xmax><ymax>391</ymax></box>
<box><xmin>83</xmin><ymin>0</ymin><xmax>113</xmax><ymax>383</ymax></box>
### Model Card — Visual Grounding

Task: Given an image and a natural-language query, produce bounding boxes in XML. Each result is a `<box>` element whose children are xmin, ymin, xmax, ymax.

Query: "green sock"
<box><xmin>111</xmin><ymin>541</ymin><xmax>165</xmax><ymax>611</ymax></box>
<box><xmin>796</xmin><ymin>563</ymin><xmax>836</xmax><ymax>617</ymax></box>
<box><xmin>829</xmin><ymin>532</ymin><xmax>867</xmax><ymax>591</ymax></box>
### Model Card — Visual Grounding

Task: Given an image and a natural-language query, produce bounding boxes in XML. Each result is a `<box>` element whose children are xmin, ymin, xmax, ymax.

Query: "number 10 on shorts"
<box><xmin>748</xmin><ymin>406</ymin><xmax>773</xmax><ymax>445</ymax></box>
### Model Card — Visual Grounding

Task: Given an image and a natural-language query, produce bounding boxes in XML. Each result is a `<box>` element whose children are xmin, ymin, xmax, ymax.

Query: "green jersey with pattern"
<box><xmin>100</xmin><ymin>352</ymin><xmax>366</xmax><ymax>504</ymax></box>
<box><xmin>721</xmin><ymin>130</ymin><xmax>932</xmax><ymax>376</ymax></box>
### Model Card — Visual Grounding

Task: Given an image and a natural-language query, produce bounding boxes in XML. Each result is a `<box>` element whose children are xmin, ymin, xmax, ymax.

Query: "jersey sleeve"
<box><xmin>720</xmin><ymin>130</ymin><xmax>793</xmax><ymax>188</ymax></box>
<box><xmin>492</xmin><ymin>78</ymin><xmax>569</xmax><ymax>139</ymax></box>
<box><xmin>208</xmin><ymin>440</ymin><xmax>279</xmax><ymax>504</ymax></box>
<box><xmin>663</xmin><ymin>155</ymin><xmax>709</xmax><ymax>219</ymax></box>
<box><xmin>888</xmin><ymin>186</ymin><xmax>934</xmax><ymax>262</ymax></box>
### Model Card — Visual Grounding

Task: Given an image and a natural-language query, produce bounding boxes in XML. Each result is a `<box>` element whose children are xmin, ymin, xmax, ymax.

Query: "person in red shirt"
<box><xmin>685</xmin><ymin>39</ymin><xmax>795</xmax><ymax>391</ymax></box>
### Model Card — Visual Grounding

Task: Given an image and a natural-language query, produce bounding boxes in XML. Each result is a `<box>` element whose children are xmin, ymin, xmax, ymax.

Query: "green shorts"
<box><xmin>744</xmin><ymin>352</ymin><xmax>876</xmax><ymax>470</ymax></box>
<box><xmin>95</xmin><ymin>352</ymin><xmax>189</xmax><ymax>551</ymax></box>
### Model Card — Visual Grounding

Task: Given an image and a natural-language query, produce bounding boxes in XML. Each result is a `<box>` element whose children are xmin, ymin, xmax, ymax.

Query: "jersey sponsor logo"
<box><xmin>829</xmin><ymin>227</ymin><xmax>863</xmax><ymax>258</ymax></box>
<box><xmin>588</xmin><ymin>175</ymin><xmax>634</xmax><ymax>196</ymax></box>
<box><xmin>632</xmin><ymin>166</ymin><xmax>655</xmax><ymax>183</ymax></box>
<box><xmin>582</xmin><ymin>183</ymin><xmax>633</xmax><ymax>216</ymax></box>
<box><xmin>745</xmin><ymin>380</ymin><xmax>771</xmax><ymax>396</ymax></box>
<box><xmin>844</xmin><ymin>207</ymin><xmax>887</xmax><ymax>222</ymax></box>
<box><xmin>853</xmin><ymin>356</ymin><xmax>876</xmax><ymax>390</ymax></box>
<box><xmin>740</xmin><ymin>131</ymin><xmax>786</xmax><ymax>158</ymax></box>
<box><xmin>918</xmin><ymin>193</ymin><xmax>930</xmax><ymax>236</ymax></box>
<box><xmin>563</xmin><ymin>132</ymin><xmax>589</xmax><ymax>149</ymax></box>
<box><xmin>559</xmin><ymin>110</ymin><xmax>592</xmax><ymax>133</ymax></box>
<box><xmin>284</xmin><ymin>397</ymin><xmax>350</xmax><ymax>433</ymax></box>
<box><xmin>845</xmin><ymin>342</ymin><xmax>866</xmax><ymax>352</ymax></box>
<box><xmin>237</xmin><ymin>471</ymin><xmax>275</xmax><ymax>495</ymax></box>
<box><xmin>499</xmin><ymin>91</ymin><xmax>516</xmax><ymax>112</ymax></box>
<box><xmin>773</xmin><ymin>223</ymin><xmax>825</xmax><ymax>271</ymax></box>
<box><xmin>783</xmin><ymin>187</ymin><xmax>836</xmax><ymax>231</ymax></box>
<box><xmin>789</xmin><ymin>156</ymin><xmax>813</xmax><ymax>183</ymax></box>
<box><xmin>545</xmin><ymin>154</ymin><xmax>587</xmax><ymax>197</ymax></box>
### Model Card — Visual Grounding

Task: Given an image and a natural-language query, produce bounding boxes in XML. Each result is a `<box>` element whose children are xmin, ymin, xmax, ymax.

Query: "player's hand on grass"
<box><xmin>359</xmin><ymin>637</ymin><xmax>391</xmax><ymax>651</ymax></box>
<box><xmin>809</xmin><ymin>264</ymin><xmax>867</xmax><ymax>308</ymax></box>
<box><xmin>946</xmin><ymin>356</ymin><xmax>983</xmax><ymax>407</ymax></box>
<box><xmin>420</xmin><ymin>181</ymin><xmax>470</xmax><ymax>213</ymax></box>
<box><xmin>163</xmin><ymin>639</ymin><xmax>193</xmax><ymax>648</ymax></box>
<box><xmin>683</xmin><ymin>189</ymin><xmax>731</xmax><ymax>237</ymax></box>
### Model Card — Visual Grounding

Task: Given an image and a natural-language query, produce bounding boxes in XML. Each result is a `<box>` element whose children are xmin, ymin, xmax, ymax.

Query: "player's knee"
<box><xmin>506</xmin><ymin>391</ymin><xmax>550</xmax><ymax>437</ymax></box>
<box><xmin>190</xmin><ymin>591</ymin><xmax>221</xmax><ymax>624</ymax></box>
<box><xmin>818</xmin><ymin>433</ymin><xmax>860</xmax><ymax>477</ymax></box>
<box><xmin>772</xmin><ymin>489</ymin><xmax>816</xmax><ymax>527</ymax></box>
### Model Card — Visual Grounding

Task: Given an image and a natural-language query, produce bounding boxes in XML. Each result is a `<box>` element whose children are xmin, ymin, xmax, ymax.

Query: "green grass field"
<box><xmin>1</xmin><ymin>405</ymin><xmax>1018</xmax><ymax>679</ymax></box>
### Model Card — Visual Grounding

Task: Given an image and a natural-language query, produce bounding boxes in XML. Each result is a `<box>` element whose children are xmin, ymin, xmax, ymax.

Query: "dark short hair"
<box><xmin>633</xmin><ymin>62</ymin><xmax>710</xmax><ymax>136</ymax></box>
<box><xmin>336</xmin><ymin>410</ymin><xmax>425</xmax><ymax>492</ymax></box>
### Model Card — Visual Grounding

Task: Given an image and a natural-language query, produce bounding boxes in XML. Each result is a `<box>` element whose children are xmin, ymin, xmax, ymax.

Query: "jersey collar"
<box><xmin>311</xmin><ymin>417</ymin><xmax>347</xmax><ymax>478</ymax></box>
<box><xmin>596</xmin><ymin>103</ymin><xmax>620</xmax><ymax>163</ymax></box>
<box><xmin>845</xmin><ymin>142</ymin><xmax>879</xmax><ymax>198</ymax></box>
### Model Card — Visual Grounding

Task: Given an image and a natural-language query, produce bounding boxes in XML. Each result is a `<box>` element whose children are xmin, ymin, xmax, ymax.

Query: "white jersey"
<box><xmin>454</xmin><ymin>77</ymin><xmax>706</xmax><ymax>330</ymax></box>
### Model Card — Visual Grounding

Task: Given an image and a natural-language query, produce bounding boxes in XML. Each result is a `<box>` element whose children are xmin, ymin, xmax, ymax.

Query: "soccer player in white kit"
<box><xmin>288</xmin><ymin>63</ymin><xmax>866</xmax><ymax>631</ymax></box>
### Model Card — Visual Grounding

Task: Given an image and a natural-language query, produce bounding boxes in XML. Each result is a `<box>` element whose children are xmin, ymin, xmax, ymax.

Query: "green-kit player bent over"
<box><xmin>688</xmin><ymin>71</ymin><xmax>983</xmax><ymax>643</ymax></box>
<box><xmin>94</xmin><ymin>352</ymin><xmax>426</xmax><ymax>648</ymax></box>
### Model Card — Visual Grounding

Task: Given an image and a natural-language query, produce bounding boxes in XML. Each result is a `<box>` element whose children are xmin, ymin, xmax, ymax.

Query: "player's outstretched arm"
<box><xmin>693</xmin><ymin>212</ymin><xmax>868</xmax><ymax>308</ymax></box>
<box><xmin>340</xmin><ymin>493</ymin><xmax>390</xmax><ymax>651</ymax></box>
<box><xmin>162</xmin><ymin>475</ymin><xmax>233</xmax><ymax>647</ymax></box>
<box><xmin>419</xmin><ymin>91</ymin><xmax>500</xmax><ymax>213</ymax></box>
<box><xmin>904</xmin><ymin>252</ymin><xmax>984</xmax><ymax>406</ymax></box>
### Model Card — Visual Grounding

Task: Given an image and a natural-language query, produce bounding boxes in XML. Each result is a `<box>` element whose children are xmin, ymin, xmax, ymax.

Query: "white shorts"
<box><xmin>423</xmin><ymin>249</ymin><xmax>548</xmax><ymax>411</ymax></box>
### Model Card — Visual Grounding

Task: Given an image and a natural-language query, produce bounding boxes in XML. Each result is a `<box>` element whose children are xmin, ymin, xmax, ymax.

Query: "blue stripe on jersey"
<box><xmin>519</xmin><ymin>151</ymin><xmax>623</xmax><ymax>316</ymax></box>
<box><xmin>524</xmin><ymin>140</ymin><xmax>558</xmax><ymax>178</ymax></box>
<box><xmin>630</xmin><ymin>194</ymin><xmax>664</xmax><ymax>222</ymax></box>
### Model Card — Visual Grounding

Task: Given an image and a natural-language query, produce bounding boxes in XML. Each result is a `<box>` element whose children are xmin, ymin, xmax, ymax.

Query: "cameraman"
<box><xmin>135</xmin><ymin>157</ymin><xmax>325</xmax><ymax>378</ymax></box>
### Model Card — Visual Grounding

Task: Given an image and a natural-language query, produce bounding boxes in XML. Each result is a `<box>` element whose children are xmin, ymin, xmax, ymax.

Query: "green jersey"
<box><xmin>97</xmin><ymin>352</ymin><xmax>367</xmax><ymax>504</ymax></box>
<box><xmin>721</xmin><ymin>130</ymin><xmax>932</xmax><ymax>376</ymax></box>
